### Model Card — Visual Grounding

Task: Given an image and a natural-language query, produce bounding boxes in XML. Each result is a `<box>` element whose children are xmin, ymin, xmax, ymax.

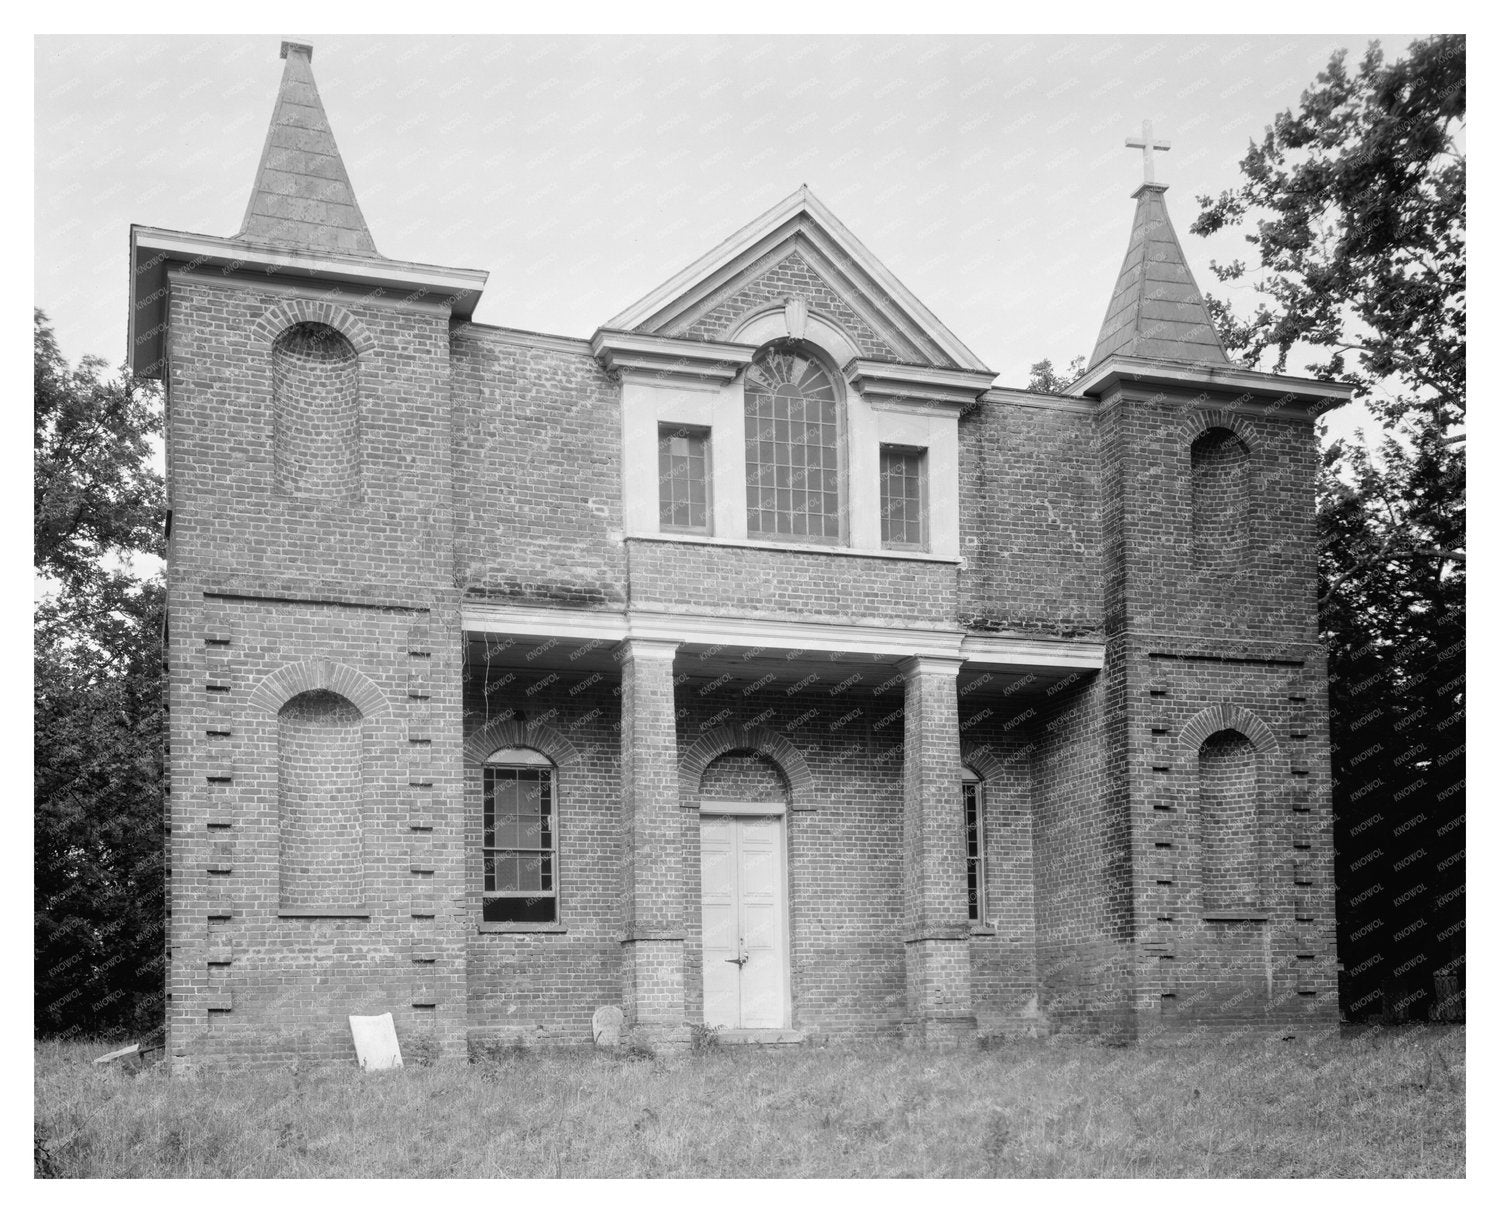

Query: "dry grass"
<box><xmin>35</xmin><ymin>1026</ymin><xmax>1463</xmax><ymax>1178</ymax></box>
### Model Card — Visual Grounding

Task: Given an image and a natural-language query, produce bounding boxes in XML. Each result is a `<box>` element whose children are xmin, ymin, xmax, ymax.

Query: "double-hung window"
<box><xmin>879</xmin><ymin>444</ymin><xmax>928</xmax><ymax>551</ymax></box>
<box><xmin>482</xmin><ymin>747</ymin><xmax>558</xmax><ymax>924</ymax></box>
<box><xmin>658</xmin><ymin>424</ymin><xmax>712</xmax><ymax>533</ymax></box>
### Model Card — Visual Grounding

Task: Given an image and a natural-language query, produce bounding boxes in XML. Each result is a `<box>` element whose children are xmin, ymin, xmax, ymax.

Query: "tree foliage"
<box><xmin>1027</xmin><ymin>356</ymin><xmax>1085</xmax><ymax>394</ymax></box>
<box><xmin>35</xmin><ymin>309</ymin><xmax>167</xmax><ymax>1038</ymax></box>
<box><xmin>1194</xmin><ymin>36</ymin><xmax>1465</xmax><ymax>1021</ymax></box>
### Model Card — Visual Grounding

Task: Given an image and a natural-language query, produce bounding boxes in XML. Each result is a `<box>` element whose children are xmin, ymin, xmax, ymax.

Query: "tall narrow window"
<box><xmin>482</xmin><ymin>747</ymin><xmax>559</xmax><ymax>923</ymax></box>
<box><xmin>744</xmin><ymin>343</ymin><xmax>842</xmax><ymax>542</ymax></box>
<box><xmin>880</xmin><ymin>444</ymin><xmax>927</xmax><ymax>550</ymax></box>
<box><xmin>658</xmin><ymin>424</ymin><xmax>711</xmax><ymax>533</ymax></box>
<box><xmin>962</xmin><ymin>766</ymin><xmax>986</xmax><ymax>923</ymax></box>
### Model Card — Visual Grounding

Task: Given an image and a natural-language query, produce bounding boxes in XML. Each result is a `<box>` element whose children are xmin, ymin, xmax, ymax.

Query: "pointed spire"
<box><xmin>1087</xmin><ymin>183</ymin><xmax>1230</xmax><ymax>371</ymax></box>
<box><xmin>236</xmin><ymin>41</ymin><xmax>380</xmax><ymax>256</ymax></box>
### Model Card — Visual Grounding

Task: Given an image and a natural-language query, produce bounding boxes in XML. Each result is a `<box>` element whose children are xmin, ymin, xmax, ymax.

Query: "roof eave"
<box><xmin>128</xmin><ymin>225</ymin><xmax>488</xmax><ymax>378</ymax></box>
<box><xmin>1067</xmin><ymin>355</ymin><xmax>1356</xmax><ymax>414</ymax></box>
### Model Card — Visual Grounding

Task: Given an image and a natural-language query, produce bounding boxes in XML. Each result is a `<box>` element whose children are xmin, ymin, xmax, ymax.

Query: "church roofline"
<box><xmin>127</xmin><ymin>224</ymin><xmax>488</xmax><ymax>378</ymax></box>
<box><xmin>603</xmin><ymin>185</ymin><xmax>990</xmax><ymax>373</ymax></box>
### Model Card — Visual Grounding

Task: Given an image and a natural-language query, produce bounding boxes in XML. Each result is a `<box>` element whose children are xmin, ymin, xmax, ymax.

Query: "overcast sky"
<box><xmin>36</xmin><ymin>32</ymin><xmax>1419</xmax><ymax>400</ymax></box>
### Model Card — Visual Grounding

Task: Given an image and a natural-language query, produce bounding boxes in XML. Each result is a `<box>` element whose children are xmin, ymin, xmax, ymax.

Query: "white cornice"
<box><xmin>1068</xmin><ymin>355</ymin><xmax>1356</xmax><ymax>414</ymax></box>
<box><xmin>128</xmin><ymin>224</ymin><xmax>488</xmax><ymax>378</ymax></box>
<box><xmin>590</xmin><ymin>329</ymin><xmax>758</xmax><ymax>383</ymax></box>
<box><xmin>459</xmin><ymin>600</ymin><xmax>1106</xmax><ymax>674</ymax></box>
<box><xmin>602</xmin><ymin>186</ymin><xmax>988</xmax><ymax>372</ymax></box>
<box><xmin>846</xmin><ymin>360</ymin><xmax>996</xmax><ymax>409</ymax></box>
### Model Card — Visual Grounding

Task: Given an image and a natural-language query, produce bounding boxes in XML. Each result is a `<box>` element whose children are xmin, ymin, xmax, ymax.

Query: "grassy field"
<box><xmin>35</xmin><ymin>1026</ymin><xmax>1464</xmax><ymax>1178</ymax></box>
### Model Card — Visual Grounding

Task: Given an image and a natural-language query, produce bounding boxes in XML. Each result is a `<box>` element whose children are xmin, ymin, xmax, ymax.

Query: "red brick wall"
<box><xmin>626</xmin><ymin>537</ymin><xmax>957</xmax><ymax>624</ymax></box>
<box><xmin>450</xmin><ymin>327</ymin><xmax>626</xmax><ymax>610</ymax></box>
<box><xmin>959</xmin><ymin>396</ymin><xmax>1103</xmax><ymax>638</ymax></box>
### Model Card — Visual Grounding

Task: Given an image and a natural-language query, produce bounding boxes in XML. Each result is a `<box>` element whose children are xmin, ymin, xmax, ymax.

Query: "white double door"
<box><xmin>700</xmin><ymin>810</ymin><xmax>788</xmax><ymax>1030</ymax></box>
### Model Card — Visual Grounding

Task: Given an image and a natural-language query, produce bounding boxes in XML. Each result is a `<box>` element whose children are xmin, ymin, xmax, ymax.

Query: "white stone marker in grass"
<box><xmin>349</xmin><ymin>1013</ymin><xmax>404</xmax><ymax>1070</ymax></box>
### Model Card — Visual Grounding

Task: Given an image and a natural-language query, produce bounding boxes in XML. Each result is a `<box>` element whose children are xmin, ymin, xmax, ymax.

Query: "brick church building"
<box><xmin>130</xmin><ymin>43</ymin><xmax>1353</xmax><ymax>1068</ymax></box>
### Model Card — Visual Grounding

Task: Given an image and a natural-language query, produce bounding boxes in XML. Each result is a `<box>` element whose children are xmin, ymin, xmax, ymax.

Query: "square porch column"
<box><xmin>618</xmin><ymin>638</ymin><xmax>690</xmax><ymax>1048</ymax></box>
<box><xmin>898</xmin><ymin>655</ymin><xmax>976</xmax><ymax>1046</ymax></box>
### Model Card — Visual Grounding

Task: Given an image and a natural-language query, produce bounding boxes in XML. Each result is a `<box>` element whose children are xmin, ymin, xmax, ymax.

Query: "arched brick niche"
<box><xmin>247</xmin><ymin>661</ymin><xmax>388</xmax><ymax>914</ymax></box>
<box><xmin>700</xmin><ymin>751</ymin><xmax>789</xmax><ymax>803</ymax></box>
<box><xmin>1198</xmin><ymin>729</ymin><xmax>1259</xmax><ymax>911</ymax></box>
<box><xmin>1189</xmin><ymin>425</ymin><xmax>1252</xmax><ymax>572</ymax></box>
<box><xmin>270</xmin><ymin>321</ymin><xmax>362</xmax><ymax>501</ymax></box>
<box><xmin>679</xmin><ymin>725</ymin><xmax>814</xmax><ymax>809</ymax></box>
<box><xmin>278</xmin><ymin>690</ymin><xmax>364</xmax><ymax>909</ymax></box>
<box><xmin>1180</xmin><ymin>705</ymin><xmax>1278</xmax><ymax>916</ymax></box>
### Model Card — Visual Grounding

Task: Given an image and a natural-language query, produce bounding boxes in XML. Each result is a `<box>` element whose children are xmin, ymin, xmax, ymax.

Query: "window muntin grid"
<box><xmin>880</xmin><ymin>444</ymin><xmax>927</xmax><ymax>550</ymax></box>
<box><xmin>482</xmin><ymin>750</ymin><xmax>557</xmax><ymax>923</ymax></box>
<box><xmin>744</xmin><ymin>346</ymin><xmax>842</xmax><ymax>542</ymax></box>
<box><xmin>658</xmin><ymin>424</ymin><xmax>711</xmax><ymax>533</ymax></box>
<box><xmin>963</xmin><ymin>771</ymin><xmax>986</xmax><ymax>923</ymax></box>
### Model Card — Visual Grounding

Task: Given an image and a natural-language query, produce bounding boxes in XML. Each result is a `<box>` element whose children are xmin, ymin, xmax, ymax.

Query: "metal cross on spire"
<box><xmin>1126</xmin><ymin>119</ymin><xmax>1171</xmax><ymax>185</ymax></box>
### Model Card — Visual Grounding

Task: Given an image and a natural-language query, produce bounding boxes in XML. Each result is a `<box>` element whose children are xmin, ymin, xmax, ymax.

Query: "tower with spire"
<box><xmin>1061</xmin><ymin>125</ymin><xmax>1352</xmax><ymax>1039</ymax></box>
<box><xmin>128</xmin><ymin>46</ymin><xmax>1352</xmax><ymax>1070</ymax></box>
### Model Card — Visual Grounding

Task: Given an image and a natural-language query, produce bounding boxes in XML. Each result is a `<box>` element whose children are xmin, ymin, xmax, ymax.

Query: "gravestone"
<box><xmin>592</xmin><ymin>1005</ymin><xmax>624</xmax><ymax>1047</ymax></box>
<box><xmin>348</xmin><ymin>1012</ymin><xmax>403</xmax><ymax>1069</ymax></box>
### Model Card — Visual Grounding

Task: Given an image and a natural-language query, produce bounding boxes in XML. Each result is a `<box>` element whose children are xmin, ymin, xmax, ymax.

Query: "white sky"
<box><xmin>35</xmin><ymin>32</ymin><xmax>1419</xmax><ymax>423</ymax></box>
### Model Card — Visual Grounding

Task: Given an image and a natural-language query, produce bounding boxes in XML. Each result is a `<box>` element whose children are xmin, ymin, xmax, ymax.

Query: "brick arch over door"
<box><xmin>462</xmin><ymin>715</ymin><xmax>583</xmax><ymax>772</ymax></box>
<box><xmin>250</xmin><ymin>298</ymin><xmax>377</xmax><ymax>357</ymax></box>
<box><xmin>248</xmin><ymin>658</ymin><xmax>388</xmax><ymax>719</ymax></box>
<box><xmin>1178</xmin><ymin>704</ymin><xmax>1279</xmax><ymax>757</ymax></box>
<box><xmin>679</xmin><ymin>725</ymin><xmax>814</xmax><ymax>810</ymax></box>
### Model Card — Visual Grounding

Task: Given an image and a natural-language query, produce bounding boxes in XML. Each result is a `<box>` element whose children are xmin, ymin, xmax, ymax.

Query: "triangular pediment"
<box><xmin>604</xmin><ymin>187</ymin><xmax>988</xmax><ymax>372</ymax></box>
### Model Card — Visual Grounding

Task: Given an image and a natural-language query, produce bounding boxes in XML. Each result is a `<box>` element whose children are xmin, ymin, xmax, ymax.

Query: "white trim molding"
<box><xmin>846</xmin><ymin>361</ymin><xmax>996</xmax><ymax>410</ymax></box>
<box><xmin>1069</xmin><ymin>354</ymin><xmax>1356</xmax><ymax>415</ymax></box>
<box><xmin>590</xmin><ymin>329</ymin><xmax>758</xmax><ymax>384</ymax></box>
<box><xmin>460</xmin><ymin>601</ymin><xmax>1106</xmax><ymax>676</ymax></box>
<box><xmin>602</xmin><ymin>185</ymin><xmax>989</xmax><ymax>372</ymax></box>
<box><xmin>128</xmin><ymin>224</ymin><xmax>488</xmax><ymax>378</ymax></box>
<box><xmin>699</xmin><ymin>800</ymin><xmax>788</xmax><ymax>817</ymax></box>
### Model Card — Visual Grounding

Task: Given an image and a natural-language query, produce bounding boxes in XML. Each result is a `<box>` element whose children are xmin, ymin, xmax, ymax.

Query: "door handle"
<box><xmin>724</xmin><ymin>955</ymin><xmax>746</xmax><ymax>966</ymax></box>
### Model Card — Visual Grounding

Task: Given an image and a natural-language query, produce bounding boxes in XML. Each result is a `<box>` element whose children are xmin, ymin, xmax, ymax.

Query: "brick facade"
<box><xmin>137</xmin><ymin>43</ymin><xmax>1346</xmax><ymax>1069</ymax></box>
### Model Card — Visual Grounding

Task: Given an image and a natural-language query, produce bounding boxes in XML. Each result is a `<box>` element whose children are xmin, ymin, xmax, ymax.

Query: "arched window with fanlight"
<box><xmin>481</xmin><ymin>746</ymin><xmax>559</xmax><ymax>924</ymax></box>
<box><xmin>744</xmin><ymin>342</ymin><xmax>844</xmax><ymax>543</ymax></box>
<box><xmin>962</xmin><ymin>765</ymin><xmax>986</xmax><ymax>923</ymax></box>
